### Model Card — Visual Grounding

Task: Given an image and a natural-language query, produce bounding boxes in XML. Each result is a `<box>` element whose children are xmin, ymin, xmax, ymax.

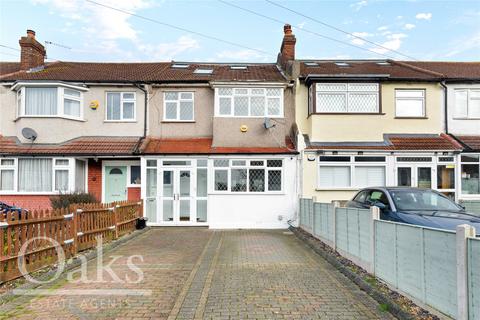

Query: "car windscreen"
<box><xmin>390</xmin><ymin>189</ymin><xmax>462</xmax><ymax>213</ymax></box>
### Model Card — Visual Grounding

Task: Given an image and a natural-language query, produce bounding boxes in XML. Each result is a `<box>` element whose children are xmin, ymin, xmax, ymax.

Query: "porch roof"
<box><xmin>305</xmin><ymin>134</ymin><xmax>463</xmax><ymax>152</ymax></box>
<box><xmin>139</xmin><ymin>137</ymin><xmax>297</xmax><ymax>155</ymax></box>
<box><xmin>0</xmin><ymin>136</ymin><xmax>141</xmax><ymax>156</ymax></box>
<box><xmin>454</xmin><ymin>135</ymin><xmax>480</xmax><ymax>152</ymax></box>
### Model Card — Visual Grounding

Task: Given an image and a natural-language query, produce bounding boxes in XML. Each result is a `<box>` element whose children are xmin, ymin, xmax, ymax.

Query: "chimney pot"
<box><xmin>26</xmin><ymin>29</ymin><xmax>36</xmax><ymax>39</ymax></box>
<box><xmin>284</xmin><ymin>24</ymin><xmax>292</xmax><ymax>35</ymax></box>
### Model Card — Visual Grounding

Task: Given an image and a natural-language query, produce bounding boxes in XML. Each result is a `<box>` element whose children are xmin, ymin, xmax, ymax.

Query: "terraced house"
<box><xmin>0</xmin><ymin>30</ymin><xmax>297</xmax><ymax>228</ymax></box>
<box><xmin>276</xmin><ymin>26</ymin><xmax>480</xmax><ymax>204</ymax></box>
<box><xmin>1</xmin><ymin>27</ymin><xmax>479</xmax><ymax>228</ymax></box>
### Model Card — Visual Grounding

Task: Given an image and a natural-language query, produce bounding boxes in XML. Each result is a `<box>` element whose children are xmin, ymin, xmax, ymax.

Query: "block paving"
<box><xmin>0</xmin><ymin>228</ymin><xmax>394</xmax><ymax>319</ymax></box>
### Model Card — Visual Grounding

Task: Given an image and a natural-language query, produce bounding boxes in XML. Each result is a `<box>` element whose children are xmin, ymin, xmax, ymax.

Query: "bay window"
<box><xmin>213</xmin><ymin>159</ymin><xmax>283</xmax><ymax>193</ymax></box>
<box><xmin>215</xmin><ymin>87</ymin><xmax>283</xmax><ymax>117</ymax></box>
<box><xmin>315</xmin><ymin>83</ymin><xmax>379</xmax><ymax>113</ymax></box>
<box><xmin>106</xmin><ymin>92</ymin><xmax>136</xmax><ymax>121</ymax></box>
<box><xmin>0</xmin><ymin>158</ymin><xmax>84</xmax><ymax>194</ymax></box>
<box><xmin>461</xmin><ymin>155</ymin><xmax>480</xmax><ymax>195</ymax></box>
<box><xmin>16</xmin><ymin>85</ymin><xmax>84</xmax><ymax>119</ymax></box>
<box><xmin>395</xmin><ymin>89</ymin><xmax>425</xmax><ymax>117</ymax></box>
<box><xmin>454</xmin><ymin>89</ymin><xmax>480</xmax><ymax>119</ymax></box>
<box><xmin>317</xmin><ymin>156</ymin><xmax>386</xmax><ymax>189</ymax></box>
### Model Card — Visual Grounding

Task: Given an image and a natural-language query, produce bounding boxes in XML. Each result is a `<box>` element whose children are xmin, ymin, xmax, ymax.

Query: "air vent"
<box><xmin>193</xmin><ymin>68</ymin><xmax>213</xmax><ymax>74</ymax></box>
<box><xmin>334</xmin><ymin>62</ymin><xmax>350</xmax><ymax>67</ymax></box>
<box><xmin>171</xmin><ymin>64</ymin><xmax>189</xmax><ymax>69</ymax></box>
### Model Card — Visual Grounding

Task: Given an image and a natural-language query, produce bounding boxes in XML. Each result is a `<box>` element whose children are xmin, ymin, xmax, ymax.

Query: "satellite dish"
<box><xmin>22</xmin><ymin>127</ymin><xmax>38</xmax><ymax>142</ymax></box>
<box><xmin>264</xmin><ymin>117</ymin><xmax>275</xmax><ymax>129</ymax></box>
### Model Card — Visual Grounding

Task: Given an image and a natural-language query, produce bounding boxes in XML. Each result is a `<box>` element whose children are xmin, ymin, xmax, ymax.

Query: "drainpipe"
<box><xmin>440</xmin><ymin>80</ymin><xmax>448</xmax><ymax>134</ymax></box>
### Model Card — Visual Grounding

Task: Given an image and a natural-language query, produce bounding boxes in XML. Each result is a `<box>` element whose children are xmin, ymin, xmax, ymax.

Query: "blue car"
<box><xmin>346</xmin><ymin>187</ymin><xmax>480</xmax><ymax>233</ymax></box>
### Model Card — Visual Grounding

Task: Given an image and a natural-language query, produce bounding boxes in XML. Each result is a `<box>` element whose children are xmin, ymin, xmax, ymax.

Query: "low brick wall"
<box><xmin>0</xmin><ymin>195</ymin><xmax>52</xmax><ymax>210</ymax></box>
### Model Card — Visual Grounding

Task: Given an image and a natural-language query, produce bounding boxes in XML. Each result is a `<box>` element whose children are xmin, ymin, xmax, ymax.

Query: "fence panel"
<box><xmin>335</xmin><ymin>207</ymin><xmax>371</xmax><ymax>268</ymax></box>
<box><xmin>115</xmin><ymin>201</ymin><xmax>142</xmax><ymax>237</ymax></box>
<box><xmin>0</xmin><ymin>208</ymin><xmax>75</xmax><ymax>283</ymax></box>
<box><xmin>313</xmin><ymin>202</ymin><xmax>334</xmax><ymax>243</ymax></box>
<box><xmin>374</xmin><ymin>220</ymin><xmax>457</xmax><ymax>318</ymax></box>
<box><xmin>74</xmin><ymin>204</ymin><xmax>115</xmax><ymax>251</ymax></box>
<box><xmin>468</xmin><ymin>237</ymin><xmax>480</xmax><ymax>320</ymax></box>
<box><xmin>299</xmin><ymin>198</ymin><xmax>313</xmax><ymax>230</ymax></box>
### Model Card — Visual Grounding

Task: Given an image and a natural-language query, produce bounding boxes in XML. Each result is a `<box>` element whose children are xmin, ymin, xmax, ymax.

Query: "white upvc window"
<box><xmin>315</xmin><ymin>83</ymin><xmax>379</xmax><ymax>113</ymax></box>
<box><xmin>317</xmin><ymin>156</ymin><xmax>386</xmax><ymax>189</ymax></box>
<box><xmin>106</xmin><ymin>92</ymin><xmax>136</xmax><ymax>121</ymax></box>
<box><xmin>454</xmin><ymin>89</ymin><xmax>480</xmax><ymax>119</ymax></box>
<box><xmin>163</xmin><ymin>92</ymin><xmax>194</xmax><ymax>121</ymax></box>
<box><xmin>215</xmin><ymin>87</ymin><xmax>283</xmax><ymax>117</ymax></box>
<box><xmin>395</xmin><ymin>89</ymin><xmax>425</xmax><ymax>117</ymax></box>
<box><xmin>16</xmin><ymin>86</ymin><xmax>84</xmax><ymax>120</ymax></box>
<box><xmin>460</xmin><ymin>154</ymin><xmax>480</xmax><ymax>196</ymax></box>
<box><xmin>212</xmin><ymin>159</ymin><xmax>283</xmax><ymax>193</ymax></box>
<box><xmin>0</xmin><ymin>157</ymin><xmax>76</xmax><ymax>194</ymax></box>
<box><xmin>0</xmin><ymin>159</ymin><xmax>16</xmax><ymax>191</ymax></box>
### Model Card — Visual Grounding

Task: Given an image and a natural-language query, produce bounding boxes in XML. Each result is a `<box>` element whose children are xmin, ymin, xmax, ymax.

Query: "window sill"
<box><xmin>394</xmin><ymin>116</ymin><xmax>428</xmax><ymax>119</ymax></box>
<box><xmin>15</xmin><ymin>116</ymin><xmax>85</xmax><ymax>122</ymax></box>
<box><xmin>214</xmin><ymin>115</ymin><xmax>284</xmax><ymax>119</ymax></box>
<box><xmin>161</xmin><ymin>120</ymin><xmax>196</xmax><ymax>123</ymax></box>
<box><xmin>309</xmin><ymin>113</ymin><xmax>385</xmax><ymax>116</ymax></box>
<box><xmin>210</xmin><ymin>191</ymin><xmax>285</xmax><ymax>195</ymax></box>
<box><xmin>315</xmin><ymin>188</ymin><xmax>359</xmax><ymax>191</ymax></box>
<box><xmin>0</xmin><ymin>191</ymin><xmax>61</xmax><ymax>195</ymax></box>
<box><xmin>452</xmin><ymin>117</ymin><xmax>480</xmax><ymax>120</ymax></box>
<box><xmin>104</xmin><ymin>120</ymin><xmax>137</xmax><ymax>123</ymax></box>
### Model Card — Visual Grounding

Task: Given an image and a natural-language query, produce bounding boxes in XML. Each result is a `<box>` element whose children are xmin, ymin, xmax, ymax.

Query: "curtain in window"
<box><xmin>107</xmin><ymin>93</ymin><xmax>121</xmax><ymax>120</ymax></box>
<box><xmin>75</xmin><ymin>160</ymin><xmax>86</xmax><ymax>192</ymax></box>
<box><xmin>25</xmin><ymin>87</ymin><xmax>57</xmax><ymax>115</ymax></box>
<box><xmin>55</xmin><ymin>170</ymin><xmax>69</xmax><ymax>191</ymax></box>
<box><xmin>64</xmin><ymin>99</ymin><xmax>81</xmax><ymax>117</ymax></box>
<box><xmin>0</xmin><ymin>170</ymin><xmax>14</xmax><ymax>190</ymax></box>
<box><xmin>18</xmin><ymin>159</ymin><xmax>52</xmax><ymax>192</ymax></box>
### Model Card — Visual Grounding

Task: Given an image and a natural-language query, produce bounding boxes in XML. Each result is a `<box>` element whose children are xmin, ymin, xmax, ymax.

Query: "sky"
<box><xmin>0</xmin><ymin>0</ymin><xmax>479</xmax><ymax>63</ymax></box>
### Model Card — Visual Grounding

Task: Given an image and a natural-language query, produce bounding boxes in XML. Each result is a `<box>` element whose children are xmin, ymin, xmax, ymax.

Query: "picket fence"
<box><xmin>0</xmin><ymin>200</ymin><xmax>142</xmax><ymax>283</ymax></box>
<box><xmin>298</xmin><ymin>197</ymin><xmax>480</xmax><ymax>320</ymax></box>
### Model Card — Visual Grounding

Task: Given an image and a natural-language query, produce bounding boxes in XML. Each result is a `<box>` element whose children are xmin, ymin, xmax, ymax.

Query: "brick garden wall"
<box><xmin>0</xmin><ymin>195</ymin><xmax>52</xmax><ymax>210</ymax></box>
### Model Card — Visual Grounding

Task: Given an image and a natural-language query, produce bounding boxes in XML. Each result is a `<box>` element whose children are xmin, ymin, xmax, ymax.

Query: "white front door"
<box><xmin>161</xmin><ymin>168</ymin><xmax>194</xmax><ymax>223</ymax></box>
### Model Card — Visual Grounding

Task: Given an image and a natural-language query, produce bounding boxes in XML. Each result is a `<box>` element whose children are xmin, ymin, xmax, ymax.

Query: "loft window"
<box><xmin>230</xmin><ymin>65</ymin><xmax>247</xmax><ymax>70</ymax></box>
<box><xmin>193</xmin><ymin>68</ymin><xmax>213</xmax><ymax>74</ymax></box>
<box><xmin>315</xmin><ymin>83</ymin><xmax>379</xmax><ymax>113</ymax></box>
<box><xmin>335</xmin><ymin>62</ymin><xmax>350</xmax><ymax>67</ymax></box>
<box><xmin>216</xmin><ymin>87</ymin><xmax>283</xmax><ymax>117</ymax></box>
<box><xmin>171</xmin><ymin>64</ymin><xmax>189</xmax><ymax>69</ymax></box>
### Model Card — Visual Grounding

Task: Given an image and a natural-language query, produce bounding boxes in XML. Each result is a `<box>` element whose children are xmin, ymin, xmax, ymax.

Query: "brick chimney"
<box><xmin>19</xmin><ymin>30</ymin><xmax>46</xmax><ymax>71</ymax></box>
<box><xmin>280</xmin><ymin>24</ymin><xmax>296</xmax><ymax>62</ymax></box>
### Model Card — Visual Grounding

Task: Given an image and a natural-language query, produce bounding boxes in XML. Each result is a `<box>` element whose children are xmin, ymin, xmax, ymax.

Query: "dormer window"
<box><xmin>13</xmin><ymin>82</ymin><xmax>86</xmax><ymax>120</ymax></box>
<box><xmin>315</xmin><ymin>83</ymin><xmax>379</xmax><ymax>113</ymax></box>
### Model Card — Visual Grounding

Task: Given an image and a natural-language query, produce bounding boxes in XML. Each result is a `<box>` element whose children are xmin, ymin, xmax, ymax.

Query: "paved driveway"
<box><xmin>1</xmin><ymin>228</ymin><xmax>394</xmax><ymax>319</ymax></box>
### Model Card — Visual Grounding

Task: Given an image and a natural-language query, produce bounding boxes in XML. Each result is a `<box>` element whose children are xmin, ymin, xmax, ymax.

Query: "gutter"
<box><xmin>440</xmin><ymin>80</ymin><xmax>448</xmax><ymax>134</ymax></box>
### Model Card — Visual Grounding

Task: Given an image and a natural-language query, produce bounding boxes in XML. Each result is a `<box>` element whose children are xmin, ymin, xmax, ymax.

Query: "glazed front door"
<box><xmin>161</xmin><ymin>168</ymin><xmax>193</xmax><ymax>223</ymax></box>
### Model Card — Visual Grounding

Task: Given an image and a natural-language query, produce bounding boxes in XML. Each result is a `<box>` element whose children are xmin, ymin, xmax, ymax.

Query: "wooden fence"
<box><xmin>0</xmin><ymin>200</ymin><xmax>142</xmax><ymax>284</ymax></box>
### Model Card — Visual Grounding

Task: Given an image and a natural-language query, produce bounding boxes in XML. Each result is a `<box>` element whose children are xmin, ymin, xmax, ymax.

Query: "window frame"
<box><xmin>214</xmin><ymin>87</ymin><xmax>284</xmax><ymax>118</ymax></box>
<box><xmin>163</xmin><ymin>91</ymin><xmax>195</xmax><ymax>122</ymax></box>
<box><xmin>0</xmin><ymin>158</ymin><xmax>17</xmax><ymax>192</ymax></box>
<box><xmin>16</xmin><ymin>86</ymin><xmax>84</xmax><ymax>120</ymax></box>
<box><xmin>317</xmin><ymin>155</ymin><xmax>386</xmax><ymax>190</ymax></box>
<box><xmin>211</xmin><ymin>158</ymin><xmax>284</xmax><ymax>194</ymax></box>
<box><xmin>453</xmin><ymin>88</ymin><xmax>480</xmax><ymax>119</ymax></box>
<box><xmin>460</xmin><ymin>154</ymin><xmax>480</xmax><ymax>197</ymax></box>
<box><xmin>0</xmin><ymin>157</ymin><xmax>76</xmax><ymax>195</ymax></box>
<box><xmin>314</xmin><ymin>82</ymin><xmax>380</xmax><ymax>114</ymax></box>
<box><xmin>105</xmin><ymin>91</ymin><xmax>137</xmax><ymax>122</ymax></box>
<box><xmin>394</xmin><ymin>89</ymin><xmax>426</xmax><ymax>118</ymax></box>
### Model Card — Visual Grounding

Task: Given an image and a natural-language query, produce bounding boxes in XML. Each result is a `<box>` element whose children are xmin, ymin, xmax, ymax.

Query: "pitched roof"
<box><xmin>299</xmin><ymin>60</ymin><xmax>442</xmax><ymax>80</ymax></box>
<box><xmin>140</xmin><ymin>137</ymin><xmax>297</xmax><ymax>154</ymax></box>
<box><xmin>400</xmin><ymin>61</ymin><xmax>480</xmax><ymax>80</ymax></box>
<box><xmin>454</xmin><ymin>135</ymin><xmax>480</xmax><ymax>151</ymax></box>
<box><xmin>0</xmin><ymin>61</ymin><xmax>286</xmax><ymax>83</ymax></box>
<box><xmin>305</xmin><ymin>134</ymin><xmax>462</xmax><ymax>151</ymax></box>
<box><xmin>0</xmin><ymin>136</ymin><xmax>141</xmax><ymax>156</ymax></box>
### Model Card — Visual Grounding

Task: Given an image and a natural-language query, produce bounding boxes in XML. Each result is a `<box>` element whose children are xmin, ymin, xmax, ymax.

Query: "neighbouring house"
<box><xmin>277</xmin><ymin>26</ymin><xmax>469</xmax><ymax>203</ymax></box>
<box><xmin>404</xmin><ymin>62</ymin><xmax>480</xmax><ymax>202</ymax></box>
<box><xmin>0</xmin><ymin>29</ymin><xmax>298</xmax><ymax>229</ymax></box>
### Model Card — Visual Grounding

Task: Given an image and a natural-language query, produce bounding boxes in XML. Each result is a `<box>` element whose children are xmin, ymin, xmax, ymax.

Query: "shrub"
<box><xmin>50</xmin><ymin>192</ymin><xmax>99</xmax><ymax>209</ymax></box>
